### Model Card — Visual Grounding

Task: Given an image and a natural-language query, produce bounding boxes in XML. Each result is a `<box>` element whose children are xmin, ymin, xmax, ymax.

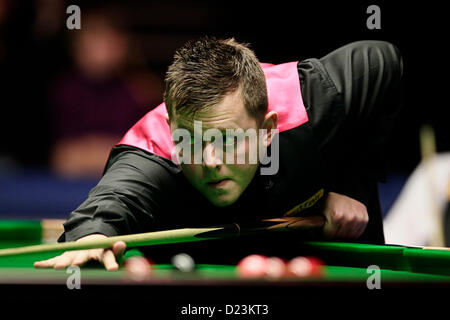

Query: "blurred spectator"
<box><xmin>50</xmin><ymin>10</ymin><xmax>163</xmax><ymax>178</ymax></box>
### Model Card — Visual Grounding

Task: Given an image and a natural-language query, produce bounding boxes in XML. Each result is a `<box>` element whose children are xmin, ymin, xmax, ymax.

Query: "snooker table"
<box><xmin>1</xmin><ymin>219</ymin><xmax>450</xmax><ymax>315</ymax></box>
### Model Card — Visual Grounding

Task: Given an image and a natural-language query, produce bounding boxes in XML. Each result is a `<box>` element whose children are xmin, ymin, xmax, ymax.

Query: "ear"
<box><xmin>261</xmin><ymin>111</ymin><xmax>278</xmax><ymax>147</ymax></box>
<box><xmin>165</xmin><ymin>113</ymin><xmax>175</xmax><ymax>132</ymax></box>
<box><xmin>165</xmin><ymin>113</ymin><xmax>170</xmax><ymax>126</ymax></box>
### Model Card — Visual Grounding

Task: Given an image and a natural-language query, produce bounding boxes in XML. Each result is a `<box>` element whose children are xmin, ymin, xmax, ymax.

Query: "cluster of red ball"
<box><xmin>237</xmin><ymin>255</ymin><xmax>324</xmax><ymax>278</ymax></box>
<box><xmin>122</xmin><ymin>254</ymin><xmax>325</xmax><ymax>280</ymax></box>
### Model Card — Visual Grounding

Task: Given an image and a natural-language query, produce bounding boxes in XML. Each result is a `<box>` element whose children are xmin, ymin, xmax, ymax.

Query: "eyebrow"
<box><xmin>213</xmin><ymin>125</ymin><xmax>239</xmax><ymax>132</ymax></box>
<box><xmin>176</xmin><ymin>123</ymin><xmax>239</xmax><ymax>132</ymax></box>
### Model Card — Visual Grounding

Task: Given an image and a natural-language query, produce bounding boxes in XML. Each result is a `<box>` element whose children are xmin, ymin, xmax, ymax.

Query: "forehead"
<box><xmin>172</xmin><ymin>90</ymin><xmax>256</xmax><ymax>130</ymax></box>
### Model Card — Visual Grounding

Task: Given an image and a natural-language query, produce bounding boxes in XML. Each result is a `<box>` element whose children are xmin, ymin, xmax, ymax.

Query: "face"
<box><xmin>75</xmin><ymin>22</ymin><xmax>128</xmax><ymax>80</ymax></box>
<box><xmin>170</xmin><ymin>90</ymin><xmax>276</xmax><ymax>207</ymax></box>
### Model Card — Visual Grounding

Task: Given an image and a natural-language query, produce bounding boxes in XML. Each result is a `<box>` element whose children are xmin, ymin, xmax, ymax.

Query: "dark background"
<box><xmin>0</xmin><ymin>0</ymin><xmax>448</xmax><ymax>173</ymax></box>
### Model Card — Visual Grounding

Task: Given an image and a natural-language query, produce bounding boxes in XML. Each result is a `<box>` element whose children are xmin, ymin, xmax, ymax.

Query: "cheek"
<box><xmin>229</xmin><ymin>163</ymin><xmax>258</xmax><ymax>184</ymax></box>
<box><xmin>229</xmin><ymin>140</ymin><xmax>259</xmax><ymax>179</ymax></box>
<box><xmin>228</xmin><ymin>138</ymin><xmax>259</xmax><ymax>165</ymax></box>
<box><xmin>181</xmin><ymin>164</ymin><xmax>202</xmax><ymax>181</ymax></box>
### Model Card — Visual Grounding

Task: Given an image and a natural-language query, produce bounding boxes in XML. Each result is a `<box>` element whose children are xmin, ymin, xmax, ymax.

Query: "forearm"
<box><xmin>59</xmin><ymin>189</ymin><xmax>155</xmax><ymax>242</ymax></box>
<box><xmin>59</xmin><ymin>147</ymin><xmax>172</xmax><ymax>242</ymax></box>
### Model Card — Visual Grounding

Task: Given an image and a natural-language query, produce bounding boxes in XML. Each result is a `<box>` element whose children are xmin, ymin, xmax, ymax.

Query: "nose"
<box><xmin>202</xmin><ymin>142</ymin><xmax>223</xmax><ymax>169</ymax></box>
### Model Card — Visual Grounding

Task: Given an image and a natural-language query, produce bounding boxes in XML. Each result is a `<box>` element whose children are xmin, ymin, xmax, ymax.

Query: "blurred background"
<box><xmin>0</xmin><ymin>0</ymin><xmax>448</xmax><ymax>244</ymax></box>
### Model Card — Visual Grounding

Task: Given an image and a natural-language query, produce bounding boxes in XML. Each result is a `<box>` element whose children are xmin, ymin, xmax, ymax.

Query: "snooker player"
<box><xmin>35</xmin><ymin>37</ymin><xmax>403</xmax><ymax>271</ymax></box>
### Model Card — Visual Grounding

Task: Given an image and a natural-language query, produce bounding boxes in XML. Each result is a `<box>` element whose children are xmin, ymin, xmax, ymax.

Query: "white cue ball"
<box><xmin>171</xmin><ymin>253</ymin><xmax>195</xmax><ymax>272</ymax></box>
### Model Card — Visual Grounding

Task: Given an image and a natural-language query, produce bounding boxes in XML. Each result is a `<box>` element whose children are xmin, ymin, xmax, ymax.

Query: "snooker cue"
<box><xmin>0</xmin><ymin>216</ymin><xmax>326</xmax><ymax>257</ymax></box>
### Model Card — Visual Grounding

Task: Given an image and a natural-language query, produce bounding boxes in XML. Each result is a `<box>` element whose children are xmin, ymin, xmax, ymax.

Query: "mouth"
<box><xmin>207</xmin><ymin>178</ymin><xmax>231</xmax><ymax>188</ymax></box>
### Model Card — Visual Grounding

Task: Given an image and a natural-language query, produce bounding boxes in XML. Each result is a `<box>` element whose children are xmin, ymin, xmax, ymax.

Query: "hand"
<box><xmin>34</xmin><ymin>234</ymin><xmax>126</xmax><ymax>271</ymax></box>
<box><xmin>323</xmin><ymin>192</ymin><xmax>369</xmax><ymax>239</ymax></box>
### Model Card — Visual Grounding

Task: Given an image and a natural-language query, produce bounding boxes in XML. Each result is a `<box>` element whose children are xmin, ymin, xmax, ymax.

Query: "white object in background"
<box><xmin>383</xmin><ymin>153</ymin><xmax>450</xmax><ymax>247</ymax></box>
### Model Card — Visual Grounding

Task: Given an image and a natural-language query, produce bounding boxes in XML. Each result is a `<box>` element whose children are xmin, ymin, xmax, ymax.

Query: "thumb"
<box><xmin>322</xmin><ymin>219</ymin><xmax>333</xmax><ymax>239</ymax></box>
<box><xmin>322</xmin><ymin>214</ymin><xmax>339</xmax><ymax>239</ymax></box>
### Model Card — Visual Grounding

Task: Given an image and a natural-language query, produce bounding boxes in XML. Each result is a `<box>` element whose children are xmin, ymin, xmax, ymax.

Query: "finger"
<box><xmin>72</xmin><ymin>250</ymin><xmax>90</xmax><ymax>266</ymax></box>
<box><xmin>34</xmin><ymin>256</ymin><xmax>60</xmax><ymax>269</ymax></box>
<box><xmin>348</xmin><ymin>218</ymin><xmax>368</xmax><ymax>239</ymax></box>
<box><xmin>112</xmin><ymin>241</ymin><xmax>127</xmax><ymax>265</ymax></box>
<box><xmin>333</xmin><ymin>224</ymin><xmax>347</xmax><ymax>239</ymax></box>
<box><xmin>323</xmin><ymin>207</ymin><xmax>344</xmax><ymax>239</ymax></box>
<box><xmin>354</xmin><ymin>220</ymin><xmax>368</xmax><ymax>238</ymax></box>
<box><xmin>53</xmin><ymin>253</ymin><xmax>75</xmax><ymax>269</ymax></box>
<box><xmin>335</xmin><ymin>218</ymin><xmax>356</xmax><ymax>239</ymax></box>
<box><xmin>101</xmin><ymin>250</ymin><xmax>119</xmax><ymax>271</ymax></box>
<box><xmin>337</xmin><ymin>218</ymin><xmax>362</xmax><ymax>239</ymax></box>
<box><xmin>334</xmin><ymin>216</ymin><xmax>357</xmax><ymax>239</ymax></box>
<box><xmin>89</xmin><ymin>248</ymin><xmax>105</xmax><ymax>262</ymax></box>
<box><xmin>113</xmin><ymin>241</ymin><xmax>126</xmax><ymax>258</ymax></box>
<box><xmin>324</xmin><ymin>220</ymin><xmax>340</xmax><ymax>239</ymax></box>
<box><xmin>345</xmin><ymin>214</ymin><xmax>368</xmax><ymax>239</ymax></box>
<box><xmin>322</xmin><ymin>220</ymin><xmax>332</xmax><ymax>238</ymax></box>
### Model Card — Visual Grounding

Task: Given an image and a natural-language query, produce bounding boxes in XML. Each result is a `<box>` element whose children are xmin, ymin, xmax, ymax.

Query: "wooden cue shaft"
<box><xmin>0</xmin><ymin>216</ymin><xmax>325</xmax><ymax>257</ymax></box>
<box><xmin>0</xmin><ymin>226</ymin><xmax>224</xmax><ymax>257</ymax></box>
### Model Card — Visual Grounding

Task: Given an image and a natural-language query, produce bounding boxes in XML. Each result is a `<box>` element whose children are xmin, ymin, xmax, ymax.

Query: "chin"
<box><xmin>208</xmin><ymin>194</ymin><xmax>240</xmax><ymax>207</ymax></box>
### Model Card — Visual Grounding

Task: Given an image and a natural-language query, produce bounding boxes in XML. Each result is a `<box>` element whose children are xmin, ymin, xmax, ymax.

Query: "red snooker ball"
<box><xmin>237</xmin><ymin>254</ymin><xmax>268</xmax><ymax>278</ymax></box>
<box><xmin>123</xmin><ymin>256</ymin><xmax>153</xmax><ymax>281</ymax></box>
<box><xmin>305</xmin><ymin>256</ymin><xmax>325</xmax><ymax>275</ymax></box>
<box><xmin>265</xmin><ymin>257</ymin><xmax>288</xmax><ymax>278</ymax></box>
<box><xmin>287</xmin><ymin>256</ymin><xmax>324</xmax><ymax>277</ymax></box>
